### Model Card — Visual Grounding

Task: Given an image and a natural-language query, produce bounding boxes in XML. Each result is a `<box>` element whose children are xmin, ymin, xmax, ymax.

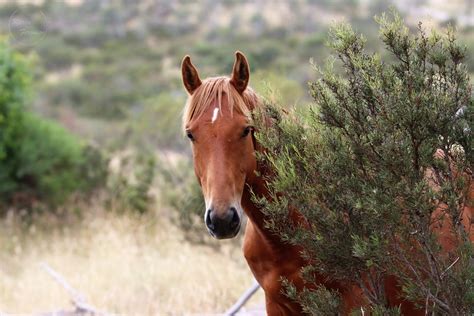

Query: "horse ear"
<box><xmin>181</xmin><ymin>55</ymin><xmax>202</xmax><ymax>95</ymax></box>
<box><xmin>230</xmin><ymin>51</ymin><xmax>249</xmax><ymax>94</ymax></box>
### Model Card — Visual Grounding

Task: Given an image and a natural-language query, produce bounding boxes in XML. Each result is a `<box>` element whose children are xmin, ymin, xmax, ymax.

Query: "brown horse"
<box><xmin>180</xmin><ymin>52</ymin><xmax>473</xmax><ymax>315</ymax></box>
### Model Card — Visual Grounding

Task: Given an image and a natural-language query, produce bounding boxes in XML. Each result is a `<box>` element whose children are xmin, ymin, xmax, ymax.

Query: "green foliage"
<box><xmin>106</xmin><ymin>151</ymin><xmax>155</xmax><ymax>214</ymax></box>
<box><xmin>252</xmin><ymin>70</ymin><xmax>305</xmax><ymax>107</ymax></box>
<box><xmin>155</xmin><ymin>155</ymin><xmax>207</xmax><ymax>243</ymax></box>
<box><xmin>15</xmin><ymin>113</ymin><xmax>86</xmax><ymax>203</ymax></box>
<box><xmin>0</xmin><ymin>40</ymin><xmax>30</xmax><ymax>196</ymax></box>
<box><xmin>126</xmin><ymin>93</ymin><xmax>187</xmax><ymax>151</ymax></box>
<box><xmin>256</xmin><ymin>12</ymin><xmax>473</xmax><ymax>314</ymax></box>
<box><xmin>283</xmin><ymin>278</ymin><xmax>342</xmax><ymax>315</ymax></box>
<box><xmin>0</xmin><ymin>0</ymin><xmax>472</xmax><ymax>128</ymax></box>
<box><xmin>0</xmin><ymin>41</ymin><xmax>107</xmax><ymax>211</ymax></box>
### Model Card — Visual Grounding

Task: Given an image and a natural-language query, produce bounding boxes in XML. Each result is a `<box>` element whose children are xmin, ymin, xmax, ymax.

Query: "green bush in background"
<box><xmin>156</xmin><ymin>155</ymin><xmax>206</xmax><ymax>243</ymax></box>
<box><xmin>106</xmin><ymin>151</ymin><xmax>155</xmax><ymax>214</ymax></box>
<box><xmin>0</xmin><ymin>40</ymin><xmax>30</xmax><ymax>200</ymax></box>
<box><xmin>252</xmin><ymin>70</ymin><xmax>305</xmax><ymax>107</ymax></box>
<box><xmin>127</xmin><ymin>93</ymin><xmax>187</xmax><ymax>151</ymax></box>
<box><xmin>0</xmin><ymin>41</ymin><xmax>106</xmax><ymax>211</ymax></box>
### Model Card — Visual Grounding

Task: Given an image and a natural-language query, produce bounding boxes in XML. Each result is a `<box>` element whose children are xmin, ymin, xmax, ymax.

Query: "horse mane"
<box><xmin>182</xmin><ymin>76</ymin><xmax>260</xmax><ymax>130</ymax></box>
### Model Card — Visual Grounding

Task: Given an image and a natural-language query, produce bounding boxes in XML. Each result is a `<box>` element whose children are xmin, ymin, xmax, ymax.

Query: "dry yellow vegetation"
<box><xmin>0</xmin><ymin>206</ymin><xmax>263</xmax><ymax>315</ymax></box>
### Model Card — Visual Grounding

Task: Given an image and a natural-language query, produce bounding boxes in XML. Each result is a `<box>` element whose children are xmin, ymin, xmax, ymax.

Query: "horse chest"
<box><xmin>243</xmin><ymin>221</ymin><xmax>304</xmax><ymax>296</ymax></box>
<box><xmin>243</xmin><ymin>239</ymin><xmax>285</xmax><ymax>286</ymax></box>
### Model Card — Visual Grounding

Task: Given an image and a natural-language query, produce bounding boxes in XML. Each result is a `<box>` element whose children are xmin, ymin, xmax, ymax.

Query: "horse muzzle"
<box><xmin>205</xmin><ymin>206</ymin><xmax>241</xmax><ymax>239</ymax></box>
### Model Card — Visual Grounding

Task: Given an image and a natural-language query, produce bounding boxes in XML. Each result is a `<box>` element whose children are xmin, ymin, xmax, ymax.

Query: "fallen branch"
<box><xmin>38</xmin><ymin>262</ymin><xmax>112</xmax><ymax>316</ymax></box>
<box><xmin>225</xmin><ymin>279</ymin><xmax>261</xmax><ymax>316</ymax></box>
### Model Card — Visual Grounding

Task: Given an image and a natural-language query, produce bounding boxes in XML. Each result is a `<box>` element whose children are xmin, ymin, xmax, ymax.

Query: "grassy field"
<box><xmin>0</xmin><ymin>204</ymin><xmax>263</xmax><ymax>315</ymax></box>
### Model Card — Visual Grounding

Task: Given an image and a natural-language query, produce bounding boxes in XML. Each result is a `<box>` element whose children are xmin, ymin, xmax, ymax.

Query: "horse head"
<box><xmin>181</xmin><ymin>52</ymin><xmax>260</xmax><ymax>239</ymax></box>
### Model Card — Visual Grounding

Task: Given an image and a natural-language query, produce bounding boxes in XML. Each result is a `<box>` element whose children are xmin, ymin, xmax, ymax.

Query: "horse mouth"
<box><xmin>207</xmin><ymin>223</ymin><xmax>241</xmax><ymax>240</ymax></box>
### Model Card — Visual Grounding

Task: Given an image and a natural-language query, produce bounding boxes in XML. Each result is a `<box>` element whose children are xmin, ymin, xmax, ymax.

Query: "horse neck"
<box><xmin>241</xmin><ymin>160</ymin><xmax>288</xmax><ymax>246</ymax></box>
<box><xmin>242</xmin><ymin>174</ymin><xmax>359</xmax><ymax>301</ymax></box>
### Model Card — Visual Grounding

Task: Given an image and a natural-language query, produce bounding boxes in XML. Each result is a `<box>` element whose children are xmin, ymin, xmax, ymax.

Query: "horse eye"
<box><xmin>186</xmin><ymin>130</ymin><xmax>195</xmax><ymax>141</ymax></box>
<box><xmin>242</xmin><ymin>126</ymin><xmax>253</xmax><ymax>138</ymax></box>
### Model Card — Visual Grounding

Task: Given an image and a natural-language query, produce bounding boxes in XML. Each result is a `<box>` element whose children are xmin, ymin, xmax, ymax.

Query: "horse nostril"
<box><xmin>206</xmin><ymin>210</ymin><xmax>214</xmax><ymax>230</ymax></box>
<box><xmin>229</xmin><ymin>207</ymin><xmax>240</xmax><ymax>229</ymax></box>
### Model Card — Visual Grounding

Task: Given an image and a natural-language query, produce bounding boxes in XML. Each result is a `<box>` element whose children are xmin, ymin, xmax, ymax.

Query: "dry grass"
<box><xmin>0</xmin><ymin>207</ymin><xmax>263</xmax><ymax>315</ymax></box>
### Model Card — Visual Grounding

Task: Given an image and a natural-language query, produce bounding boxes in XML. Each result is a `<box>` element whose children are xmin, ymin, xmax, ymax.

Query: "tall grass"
<box><xmin>0</xmin><ymin>205</ymin><xmax>263</xmax><ymax>315</ymax></box>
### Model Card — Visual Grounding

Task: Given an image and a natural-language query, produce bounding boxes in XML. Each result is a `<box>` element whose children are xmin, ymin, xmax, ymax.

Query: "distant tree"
<box><xmin>0</xmin><ymin>40</ymin><xmax>31</xmax><ymax>199</ymax></box>
<box><xmin>256</xmin><ymin>12</ymin><xmax>473</xmax><ymax>314</ymax></box>
<box><xmin>0</xmin><ymin>41</ymin><xmax>106</xmax><ymax>211</ymax></box>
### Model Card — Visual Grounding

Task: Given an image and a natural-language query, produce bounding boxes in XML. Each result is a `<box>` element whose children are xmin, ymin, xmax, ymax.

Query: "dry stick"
<box><xmin>424</xmin><ymin>295</ymin><xmax>429</xmax><ymax>316</ymax></box>
<box><xmin>224</xmin><ymin>279</ymin><xmax>261</xmax><ymax>316</ymax></box>
<box><xmin>396</xmin><ymin>248</ymin><xmax>451</xmax><ymax>313</ymax></box>
<box><xmin>355</xmin><ymin>271</ymin><xmax>379</xmax><ymax>307</ymax></box>
<box><xmin>440</xmin><ymin>257</ymin><xmax>460</xmax><ymax>279</ymax></box>
<box><xmin>40</xmin><ymin>262</ymin><xmax>111</xmax><ymax>316</ymax></box>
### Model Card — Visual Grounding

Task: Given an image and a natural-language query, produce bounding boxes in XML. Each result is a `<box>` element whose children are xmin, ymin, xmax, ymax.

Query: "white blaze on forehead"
<box><xmin>211</xmin><ymin>107</ymin><xmax>219</xmax><ymax>123</ymax></box>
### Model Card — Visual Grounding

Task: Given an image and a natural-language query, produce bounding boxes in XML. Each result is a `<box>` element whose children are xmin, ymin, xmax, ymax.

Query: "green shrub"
<box><xmin>155</xmin><ymin>155</ymin><xmax>206</xmax><ymax>242</ymax></box>
<box><xmin>14</xmin><ymin>112</ymin><xmax>86</xmax><ymax>204</ymax></box>
<box><xmin>106</xmin><ymin>151</ymin><xmax>155</xmax><ymax>214</ymax></box>
<box><xmin>127</xmin><ymin>93</ymin><xmax>187</xmax><ymax>151</ymax></box>
<box><xmin>252</xmin><ymin>70</ymin><xmax>305</xmax><ymax>107</ymax></box>
<box><xmin>0</xmin><ymin>41</ymin><xmax>107</xmax><ymax>211</ymax></box>
<box><xmin>0</xmin><ymin>40</ymin><xmax>30</xmax><ymax>199</ymax></box>
<box><xmin>256</xmin><ymin>12</ymin><xmax>473</xmax><ymax>314</ymax></box>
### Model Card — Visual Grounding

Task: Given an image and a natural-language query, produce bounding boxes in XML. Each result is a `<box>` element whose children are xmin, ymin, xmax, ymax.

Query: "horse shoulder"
<box><xmin>242</xmin><ymin>220</ymin><xmax>276</xmax><ymax>281</ymax></box>
<box><xmin>243</xmin><ymin>220</ymin><xmax>305</xmax><ymax>315</ymax></box>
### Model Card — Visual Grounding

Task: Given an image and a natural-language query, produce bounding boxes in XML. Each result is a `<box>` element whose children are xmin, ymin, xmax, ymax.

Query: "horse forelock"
<box><xmin>182</xmin><ymin>76</ymin><xmax>260</xmax><ymax>131</ymax></box>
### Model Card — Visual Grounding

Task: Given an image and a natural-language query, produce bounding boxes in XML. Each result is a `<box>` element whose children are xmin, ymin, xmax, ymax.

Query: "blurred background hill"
<box><xmin>0</xmin><ymin>0</ymin><xmax>472</xmax><ymax>314</ymax></box>
<box><xmin>2</xmin><ymin>0</ymin><xmax>473</xmax><ymax>144</ymax></box>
